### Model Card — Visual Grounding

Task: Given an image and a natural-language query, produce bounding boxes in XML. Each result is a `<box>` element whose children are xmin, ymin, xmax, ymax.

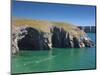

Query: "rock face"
<box><xmin>18</xmin><ymin>27</ymin><xmax>50</xmax><ymax>50</ymax></box>
<box><xmin>12</xmin><ymin>26</ymin><xmax>28</xmax><ymax>54</ymax></box>
<box><xmin>78</xmin><ymin>26</ymin><xmax>96</xmax><ymax>33</ymax></box>
<box><xmin>82</xmin><ymin>36</ymin><xmax>94</xmax><ymax>47</ymax></box>
<box><xmin>51</xmin><ymin>26</ymin><xmax>94</xmax><ymax>48</ymax></box>
<box><xmin>73</xmin><ymin>36</ymin><xmax>80</xmax><ymax>48</ymax></box>
<box><xmin>51</xmin><ymin>27</ymin><xmax>74</xmax><ymax>48</ymax></box>
<box><xmin>12</xmin><ymin>25</ymin><xmax>94</xmax><ymax>54</ymax></box>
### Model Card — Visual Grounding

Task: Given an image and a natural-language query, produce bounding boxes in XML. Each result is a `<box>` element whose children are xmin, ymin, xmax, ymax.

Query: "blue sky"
<box><xmin>12</xmin><ymin>1</ymin><xmax>96</xmax><ymax>26</ymax></box>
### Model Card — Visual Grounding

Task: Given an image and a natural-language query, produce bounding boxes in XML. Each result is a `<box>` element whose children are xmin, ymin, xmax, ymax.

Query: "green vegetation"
<box><xmin>12</xmin><ymin>19</ymin><xmax>86</xmax><ymax>38</ymax></box>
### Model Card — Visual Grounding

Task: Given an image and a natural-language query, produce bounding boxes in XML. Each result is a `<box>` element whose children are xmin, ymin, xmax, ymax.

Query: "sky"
<box><xmin>12</xmin><ymin>1</ymin><xmax>96</xmax><ymax>26</ymax></box>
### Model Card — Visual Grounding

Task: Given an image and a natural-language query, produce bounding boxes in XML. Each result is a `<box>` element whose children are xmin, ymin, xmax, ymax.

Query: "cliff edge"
<box><xmin>12</xmin><ymin>19</ymin><xmax>94</xmax><ymax>54</ymax></box>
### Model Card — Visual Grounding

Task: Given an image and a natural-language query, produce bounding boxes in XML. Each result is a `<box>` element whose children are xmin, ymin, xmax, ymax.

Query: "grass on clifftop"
<box><xmin>12</xmin><ymin>19</ymin><xmax>86</xmax><ymax>38</ymax></box>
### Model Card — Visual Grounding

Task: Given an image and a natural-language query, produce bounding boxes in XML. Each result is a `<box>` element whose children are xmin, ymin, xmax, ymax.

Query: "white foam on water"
<box><xmin>35</xmin><ymin>55</ymin><xmax>56</xmax><ymax>63</ymax></box>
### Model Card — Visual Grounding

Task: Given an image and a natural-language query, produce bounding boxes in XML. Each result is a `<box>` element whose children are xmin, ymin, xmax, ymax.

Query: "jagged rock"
<box><xmin>18</xmin><ymin>27</ymin><xmax>50</xmax><ymax>50</ymax></box>
<box><xmin>12</xmin><ymin>38</ymin><xmax>19</xmax><ymax>54</ymax></box>
<box><xmin>51</xmin><ymin>26</ymin><xmax>94</xmax><ymax>48</ymax></box>
<box><xmin>12</xmin><ymin>26</ymin><xmax>28</xmax><ymax>54</ymax></box>
<box><xmin>43</xmin><ymin>33</ymin><xmax>52</xmax><ymax>48</ymax></box>
<box><xmin>60</xmin><ymin>28</ymin><xmax>68</xmax><ymax>48</ymax></box>
<box><xmin>51</xmin><ymin>27</ymin><xmax>74</xmax><ymax>48</ymax></box>
<box><xmin>65</xmin><ymin>33</ymin><xmax>74</xmax><ymax>48</ymax></box>
<box><xmin>12</xmin><ymin>25</ymin><xmax>95</xmax><ymax>54</ymax></box>
<box><xmin>82</xmin><ymin>37</ymin><xmax>94</xmax><ymax>47</ymax></box>
<box><xmin>79</xmin><ymin>42</ymin><xmax>85</xmax><ymax>48</ymax></box>
<box><xmin>51</xmin><ymin>26</ymin><xmax>62</xmax><ymax>48</ymax></box>
<box><xmin>73</xmin><ymin>36</ymin><xmax>81</xmax><ymax>48</ymax></box>
<box><xmin>79</xmin><ymin>34</ymin><xmax>94</xmax><ymax>47</ymax></box>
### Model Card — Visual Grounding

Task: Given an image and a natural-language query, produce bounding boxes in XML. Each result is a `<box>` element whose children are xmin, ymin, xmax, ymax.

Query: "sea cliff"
<box><xmin>12</xmin><ymin>19</ymin><xmax>94</xmax><ymax>54</ymax></box>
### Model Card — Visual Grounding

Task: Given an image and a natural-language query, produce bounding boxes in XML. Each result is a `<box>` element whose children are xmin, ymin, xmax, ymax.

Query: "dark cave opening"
<box><xmin>18</xmin><ymin>37</ymin><xmax>37</xmax><ymax>50</ymax></box>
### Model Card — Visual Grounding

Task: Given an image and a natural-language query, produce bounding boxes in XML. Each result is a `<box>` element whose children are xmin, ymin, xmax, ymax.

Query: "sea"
<box><xmin>12</xmin><ymin>33</ymin><xmax>96</xmax><ymax>74</ymax></box>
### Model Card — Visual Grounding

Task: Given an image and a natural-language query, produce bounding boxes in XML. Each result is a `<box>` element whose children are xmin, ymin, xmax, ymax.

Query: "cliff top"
<box><xmin>12</xmin><ymin>19</ymin><xmax>86</xmax><ymax>38</ymax></box>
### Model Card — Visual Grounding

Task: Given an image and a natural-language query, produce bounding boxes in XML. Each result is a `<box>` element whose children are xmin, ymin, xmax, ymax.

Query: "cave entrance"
<box><xmin>18</xmin><ymin>37</ymin><xmax>37</xmax><ymax>50</ymax></box>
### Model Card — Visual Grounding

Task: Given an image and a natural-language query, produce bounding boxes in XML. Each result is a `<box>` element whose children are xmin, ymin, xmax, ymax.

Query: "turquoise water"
<box><xmin>12</xmin><ymin>33</ymin><xmax>96</xmax><ymax>74</ymax></box>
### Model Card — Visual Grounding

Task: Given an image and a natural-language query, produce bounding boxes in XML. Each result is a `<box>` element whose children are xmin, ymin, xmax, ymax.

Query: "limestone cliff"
<box><xmin>12</xmin><ymin>19</ymin><xmax>94</xmax><ymax>54</ymax></box>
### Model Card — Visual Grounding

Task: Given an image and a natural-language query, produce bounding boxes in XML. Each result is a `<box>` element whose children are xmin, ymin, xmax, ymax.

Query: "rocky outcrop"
<box><xmin>51</xmin><ymin>26</ymin><xmax>94</xmax><ymax>48</ymax></box>
<box><xmin>12</xmin><ymin>26</ymin><xmax>51</xmax><ymax>54</ymax></box>
<box><xmin>51</xmin><ymin>27</ymin><xmax>74</xmax><ymax>48</ymax></box>
<box><xmin>78</xmin><ymin>26</ymin><xmax>96</xmax><ymax>33</ymax></box>
<box><xmin>73</xmin><ymin>36</ymin><xmax>80</xmax><ymax>48</ymax></box>
<box><xmin>12</xmin><ymin>25</ymin><xmax>94</xmax><ymax>54</ymax></box>
<box><xmin>12</xmin><ymin>26</ymin><xmax>28</xmax><ymax>54</ymax></box>
<box><xmin>18</xmin><ymin>27</ymin><xmax>50</xmax><ymax>50</ymax></box>
<box><xmin>82</xmin><ymin>36</ymin><xmax>94</xmax><ymax>47</ymax></box>
<box><xmin>65</xmin><ymin>33</ymin><xmax>74</xmax><ymax>48</ymax></box>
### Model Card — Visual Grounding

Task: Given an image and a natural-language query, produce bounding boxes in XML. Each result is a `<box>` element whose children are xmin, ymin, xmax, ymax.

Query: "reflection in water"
<box><xmin>47</xmin><ymin>49</ymin><xmax>53</xmax><ymax>71</ymax></box>
<box><xmin>12</xmin><ymin>33</ymin><xmax>96</xmax><ymax>73</ymax></box>
<box><xmin>12</xmin><ymin>47</ymin><xmax>96</xmax><ymax>73</ymax></box>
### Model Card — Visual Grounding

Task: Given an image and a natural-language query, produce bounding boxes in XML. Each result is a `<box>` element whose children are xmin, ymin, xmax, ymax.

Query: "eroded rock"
<box><xmin>18</xmin><ymin>27</ymin><xmax>50</xmax><ymax>50</ymax></box>
<box><xmin>12</xmin><ymin>25</ymin><xmax>94</xmax><ymax>54</ymax></box>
